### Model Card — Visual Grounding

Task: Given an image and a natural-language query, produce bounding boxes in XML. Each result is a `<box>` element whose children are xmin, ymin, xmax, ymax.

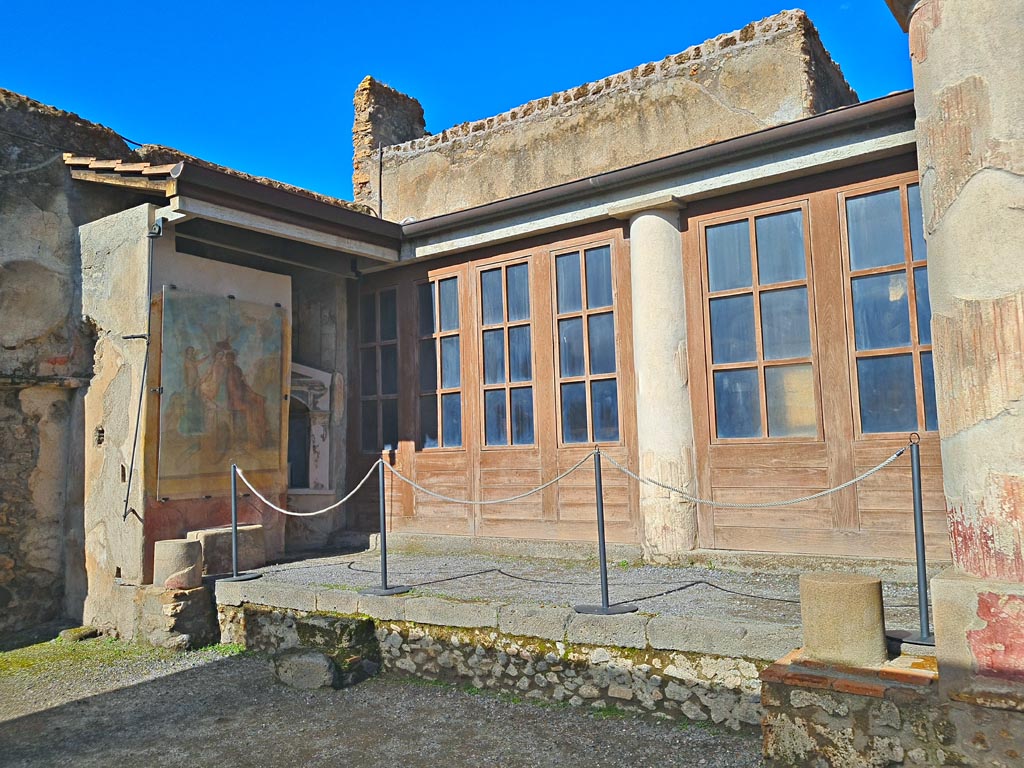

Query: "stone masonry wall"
<box><xmin>219</xmin><ymin>601</ymin><xmax>766</xmax><ymax>731</ymax></box>
<box><xmin>0</xmin><ymin>89</ymin><xmax>143</xmax><ymax>636</ymax></box>
<box><xmin>352</xmin><ymin>10</ymin><xmax>857</xmax><ymax>222</ymax></box>
<box><xmin>762</xmin><ymin>678</ymin><xmax>1024</xmax><ymax>767</ymax></box>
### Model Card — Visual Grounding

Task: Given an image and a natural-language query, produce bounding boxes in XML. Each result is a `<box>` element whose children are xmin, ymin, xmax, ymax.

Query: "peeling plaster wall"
<box><xmin>353</xmin><ymin>10</ymin><xmax>857</xmax><ymax>223</ymax></box>
<box><xmin>0</xmin><ymin>89</ymin><xmax>141</xmax><ymax>635</ymax></box>
<box><xmin>906</xmin><ymin>0</ymin><xmax>1024</xmax><ymax>582</ymax></box>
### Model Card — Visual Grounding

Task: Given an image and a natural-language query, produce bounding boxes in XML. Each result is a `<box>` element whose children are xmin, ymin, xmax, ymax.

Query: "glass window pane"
<box><xmin>761</xmin><ymin>287</ymin><xmax>811</xmax><ymax>360</ymax></box>
<box><xmin>419</xmin><ymin>339</ymin><xmax>436</xmax><ymax>392</ymax></box>
<box><xmin>418</xmin><ymin>283</ymin><xmax>435</xmax><ymax>335</ymax></box>
<box><xmin>507</xmin><ymin>263</ymin><xmax>530</xmax><ymax>321</ymax></box>
<box><xmin>484</xmin><ymin>390</ymin><xmax>508</xmax><ymax>446</ymax></box>
<box><xmin>508</xmin><ymin>325</ymin><xmax>532</xmax><ymax>382</ymax></box>
<box><xmin>852</xmin><ymin>272</ymin><xmax>911</xmax><ymax>351</ymax></box>
<box><xmin>558</xmin><ymin>318</ymin><xmax>585</xmax><ymax>377</ymax></box>
<box><xmin>588</xmin><ymin>313</ymin><xmax>616</xmax><ymax>374</ymax></box>
<box><xmin>360</xmin><ymin>348</ymin><xmax>377</xmax><ymax>396</ymax></box>
<box><xmin>511</xmin><ymin>387</ymin><xmax>535</xmax><ymax>445</ymax></box>
<box><xmin>766</xmin><ymin>364</ymin><xmax>817</xmax><ymax>438</ymax></box>
<box><xmin>481</xmin><ymin>269</ymin><xmax>504</xmax><ymax>325</ymax></box>
<box><xmin>379</xmin><ymin>289</ymin><xmax>397</xmax><ymax>342</ymax></box>
<box><xmin>420</xmin><ymin>395</ymin><xmax>438</xmax><ymax>449</ymax></box>
<box><xmin>755</xmin><ymin>210</ymin><xmax>806</xmax><ymax>285</ymax></box>
<box><xmin>483</xmin><ymin>329</ymin><xmax>505</xmax><ymax>385</ymax></box>
<box><xmin>361</xmin><ymin>401</ymin><xmax>378</xmax><ymax>452</ymax></box>
<box><xmin>360</xmin><ymin>294</ymin><xmax>376</xmax><ymax>344</ymax></box>
<box><xmin>439</xmin><ymin>277</ymin><xmax>459</xmax><ymax>331</ymax></box>
<box><xmin>922</xmin><ymin>352</ymin><xmax>938</xmax><ymax>431</ymax></box>
<box><xmin>585</xmin><ymin>246</ymin><xmax>613</xmax><ymax>309</ymax></box>
<box><xmin>857</xmin><ymin>354</ymin><xmax>917</xmax><ymax>433</ymax></box>
<box><xmin>710</xmin><ymin>294</ymin><xmax>756</xmax><ymax>364</ymax></box>
<box><xmin>441</xmin><ymin>393</ymin><xmax>462</xmax><ymax>447</ymax></box>
<box><xmin>714</xmin><ymin>368</ymin><xmax>762</xmax><ymax>439</ymax></box>
<box><xmin>706</xmin><ymin>220</ymin><xmax>752</xmax><ymax>292</ymax></box>
<box><xmin>381</xmin><ymin>399</ymin><xmax>398</xmax><ymax>450</ymax></box>
<box><xmin>914</xmin><ymin>266</ymin><xmax>931</xmax><ymax>345</ymax></box>
<box><xmin>591</xmin><ymin>379</ymin><xmax>619</xmax><ymax>442</ymax></box>
<box><xmin>556</xmin><ymin>253</ymin><xmax>582</xmax><ymax>314</ymax></box>
<box><xmin>380</xmin><ymin>345</ymin><xmax>398</xmax><ymax>395</ymax></box>
<box><xmin>561</xmin><ymin>382</ymin><xmax>588</xmax><ymax>443</ymax></box>
<box><xmin>846</xmin><ymin>188</ymin><xmax>906</xmax><ymax>270</ymax></box>
<box><xmin>441</xmin><ymin>336</ymin><xmax>461</xmax><ymax>388</ymax></box>
<box><xmin>908</xmin><ymin>184</ymin><xmax>927</xmax><ymax>262</ymax></box>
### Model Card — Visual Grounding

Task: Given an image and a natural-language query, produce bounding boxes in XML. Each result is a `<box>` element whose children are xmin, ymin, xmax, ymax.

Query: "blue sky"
<box><xmin>3</xmin><ymin>2</ymin><xmax>910</xmax><ymax>201</ymax></box>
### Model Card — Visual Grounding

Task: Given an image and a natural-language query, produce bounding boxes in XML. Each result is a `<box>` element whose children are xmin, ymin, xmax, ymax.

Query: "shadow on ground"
<box><xmin>1</xmin><ymin>652</ymin><xmax>763</xmax><ymax>768</ymax></box>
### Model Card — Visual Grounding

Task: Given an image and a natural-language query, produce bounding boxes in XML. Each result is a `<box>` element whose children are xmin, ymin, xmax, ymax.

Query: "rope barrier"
<box><xmin>234</xmin><ymin>441</ymin><xmax>909</xmax><ymax>517</ymax></box>
<box><xmin>384</xmin><ymin>450</ymin><xmax>597</xmax><ymax>505</ymax></box>
<box><xmin>601</xmin><ymin>444</ymin><xmax>910</xmax><ymax>509</ymax></box>
<box><xmin>235</xmin><ymin>460</ymin><xmax>382</xmax><ymax>517</ymax></box>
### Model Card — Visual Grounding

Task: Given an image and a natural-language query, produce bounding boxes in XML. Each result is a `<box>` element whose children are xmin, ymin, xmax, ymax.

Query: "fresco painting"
<box><xmin>158</xmin><ymin>290</ymin><xmax>285</xmax><ymax>488</ymax></box>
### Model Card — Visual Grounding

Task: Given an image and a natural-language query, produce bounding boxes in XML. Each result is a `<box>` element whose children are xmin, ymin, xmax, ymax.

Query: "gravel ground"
<box><xmin>261</xmin><ymin>549</ymin><xmax>930</xmax><ymax>630</ymax></box>
<box><xmin>1</xmin><ymin>637</ymin><xmax>764</xmax><ymax>768</ymax></box>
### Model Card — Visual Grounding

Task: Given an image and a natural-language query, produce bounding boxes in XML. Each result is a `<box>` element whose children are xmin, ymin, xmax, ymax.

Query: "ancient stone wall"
<box><xmin>762</xmin><ymin>677</ymin><xmax>1024</xmax><ymax>767</ymax></box>
<box><xmin>0</xmin><ymin>89</ymin><xmax>143</xmax><ymax>636</ymax></box>
<box><xmin>352</xmin><ymin>10</ymin><xmax>857</xmax><ymax>222</ymax></box>
<box><xmin>219</xmin><ymin>601</ymin><xmax>765</xmax><ymax>730</ymax></box>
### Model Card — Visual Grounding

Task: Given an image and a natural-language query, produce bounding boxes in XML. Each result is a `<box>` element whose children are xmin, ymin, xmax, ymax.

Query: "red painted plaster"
<box><xmin>968</xmin><ymin>591</ymin><xmax>1024</xmax><ymax>684</ymax></box>
<box><xmin>949</xmin><ymin>475</ymin><xmax>1024</xmax><ymax>581</ymax></box>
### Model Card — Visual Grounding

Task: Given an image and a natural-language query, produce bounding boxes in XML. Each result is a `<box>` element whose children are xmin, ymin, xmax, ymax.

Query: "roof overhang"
<box><xmin>65</xmin><ymin>155</ymin><xmax>402</xmax><ymax>269</ymax></box>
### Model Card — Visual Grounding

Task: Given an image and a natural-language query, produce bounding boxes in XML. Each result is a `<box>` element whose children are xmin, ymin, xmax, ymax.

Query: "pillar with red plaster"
<box><xmin>886</xmin><ymin>0</ymin><xmax>1024</xmax><ymax>702</ymax></box>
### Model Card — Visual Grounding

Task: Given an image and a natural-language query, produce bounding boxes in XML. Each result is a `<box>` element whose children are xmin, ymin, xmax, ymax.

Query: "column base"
<box><xmin>933</xmin><ymin>568</ymin><xmax>1024</xmax><ymax>710</ymax></box>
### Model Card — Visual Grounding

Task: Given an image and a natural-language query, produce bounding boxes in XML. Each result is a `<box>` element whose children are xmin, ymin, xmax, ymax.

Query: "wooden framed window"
<box><xmin>840</xmin><ymin>179</ymin><xmax>936</xmax><ymax>435</ymax></box>
<box><xmin>700</xmin><ymin>203</ymin><xmax>821</xmax><ymax>442</ymax></box>
<box><xmin>358</xmin><ymin>287</ymin><xmax>398</xmax><ymax>452</ymax></box>
<box><xmin>479</xmin><ymin>260</ymin><xmax>535</xmax><ymax>446</ymax></box>
<box><xmin>553</xmin><ymin>244</ymin><xmax>620</xmax><ymax>444</ymax></box>
<box><xmin>417</xmin><ymin>276</ymin><xmax>463</xmax><ymax>448</ymax></box>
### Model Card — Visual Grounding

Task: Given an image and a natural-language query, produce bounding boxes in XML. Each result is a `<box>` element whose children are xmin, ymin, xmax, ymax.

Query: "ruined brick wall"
<box><xmin>351</xmin><ymin>77</ymin><xmax>426</xmax><ymax>210</ymax></box>
<box><xmin>0</xmin><ymin>89</ymin><xmax>143</xmax><ymax>635</ymax></box>
<box><xmin>352</xmin><ymin>10</ymin><xmax>857</xmax><ymax>222</ymax></box>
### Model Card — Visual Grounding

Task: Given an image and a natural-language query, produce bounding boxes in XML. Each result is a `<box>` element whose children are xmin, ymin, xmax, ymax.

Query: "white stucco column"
<box><xmin>626</xmin><ymin>206</ymin><xmax>697</xmax><ymax>562</ymax></box>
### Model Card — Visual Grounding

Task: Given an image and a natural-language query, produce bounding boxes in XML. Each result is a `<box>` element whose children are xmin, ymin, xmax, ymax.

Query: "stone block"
<box><xmin>152</xmin><ymin>539</ymin><xmax>203</xmax><ymax>589</ymax></box>
<box><xmin>800</xmin><ymin>572</ymin><xmax>887</xmax><ymax>667</ymax></box>
<box><xmin>245</xmin><ymin>581</ymin><xmax>317</xmax><ymax>612</ymax></box>
<box><xmin>357</xmin><ymin>593</ymin><xmax>408</xmax><ymax>621</ymax></box>
<box><xmin>273</xmin><ymin>648</ymin><xmax>337</xmax><ymax>689</ymax></box>
<box><xmin>567</xmin><ymin>612</ymin><xmax>649</xmax><ymax>649</ymax></box>
<box><xmin>404</xmin><ymin>597</ymin><xmax>499</xmax><ymax>629</ymax></box>
<box><xmin>187</xmin><ymin>524</ymin><xmax>265</xmax><ymax>576</ymax></box>
<box><xmin>316</xmin><ymin>589</ymin><xmax>360</xmax><ymax>615</ymax></box>
<box><xmin>646</xmin><ymin>614</ymin><xmax>799</xmax><ymax>661</ymax></box>
<box><xmin>498</xmin><ymin>604</ymin><xmax>571</xmax><ymax>641</ymax></box>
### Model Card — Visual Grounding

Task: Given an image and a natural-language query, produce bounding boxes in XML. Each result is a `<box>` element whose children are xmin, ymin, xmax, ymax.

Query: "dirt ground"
<box><xmin>0</xmin><ymin>635</ymin><xmax>764</xmax><ymax>768</ymax></box>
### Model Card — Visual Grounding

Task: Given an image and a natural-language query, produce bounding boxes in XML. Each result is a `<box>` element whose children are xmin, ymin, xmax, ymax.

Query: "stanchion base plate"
<box><xmin>221</xmin><ymin>573</ymin><xmax>263</xmax><ymax>582</ymax></box>
<box><xmin>360</xmin><ymin>585</ymin><xmax>411</xmax><ymax>596</ymax></box>
<box><xmin>573</xmin><ymin>604</ymin><xmax>639</xmax><ymax>615</ymax></box>
<box><xmin>886</xmin><ymin>629</ymin><xmax>936</xmax><ymax>647</ymax></box>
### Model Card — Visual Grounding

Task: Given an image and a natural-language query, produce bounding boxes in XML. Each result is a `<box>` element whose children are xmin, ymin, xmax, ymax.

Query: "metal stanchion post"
<box><xmin>885</xmin><ymin>434</ymin><xmax>933</xmax><ymax>648</ymax></box>
<box><xmin>906</xmin><ymin>434</ymin><xmax>934</xmax><ymax>645</ymax></box>
<box><xmin>222</xmin><ymin>464</ymin><xmax>261</xmax><ymax>582</ymax></box>
<box><xmin>575</xmin><ymin>447</ymin><xmax>637</xmax><ymax>615</ymax></box>
<box><xmin>361</xmin><ymin>447</ymin><xmax>409</xmax><ymax>597</ymax></box>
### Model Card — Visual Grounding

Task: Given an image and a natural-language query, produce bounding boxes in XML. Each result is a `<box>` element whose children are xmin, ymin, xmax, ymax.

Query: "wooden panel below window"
<box><xmin>713</xmin><ymin>526</ymin><xmax>950</xmax><ymax>560</ymax></box>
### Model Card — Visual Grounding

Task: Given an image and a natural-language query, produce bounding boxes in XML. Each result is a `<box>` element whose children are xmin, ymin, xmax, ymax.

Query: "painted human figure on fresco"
<box><xmin>196</xmin><ymin>340</ymin><xmax>270</xmax><ymax>451</ymax></box>
<box><xmin>178</xmin><ymin>346</ymin><xmax>208</xmax><ymax>435</ymax></box>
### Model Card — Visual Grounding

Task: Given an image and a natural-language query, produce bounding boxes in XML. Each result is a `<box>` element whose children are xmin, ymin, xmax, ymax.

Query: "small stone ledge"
<box><xmin>404</xmin><ymin>597</ymin><xmax>499</xmax><ymax>629</ymax></box>
<box><xmin>759</xmin><ymin>647</ymin><xmax>938</xmax><ymax>700</ymax></box>
<box><xmin>215</xmin><ymin>579</ymin><xmax>798</xmax><ymax>659</ymax></box>
<box><xmin>567</xmin><ymin>612</ymin><xmax>649</xmax><ymax>649</ymax></box>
